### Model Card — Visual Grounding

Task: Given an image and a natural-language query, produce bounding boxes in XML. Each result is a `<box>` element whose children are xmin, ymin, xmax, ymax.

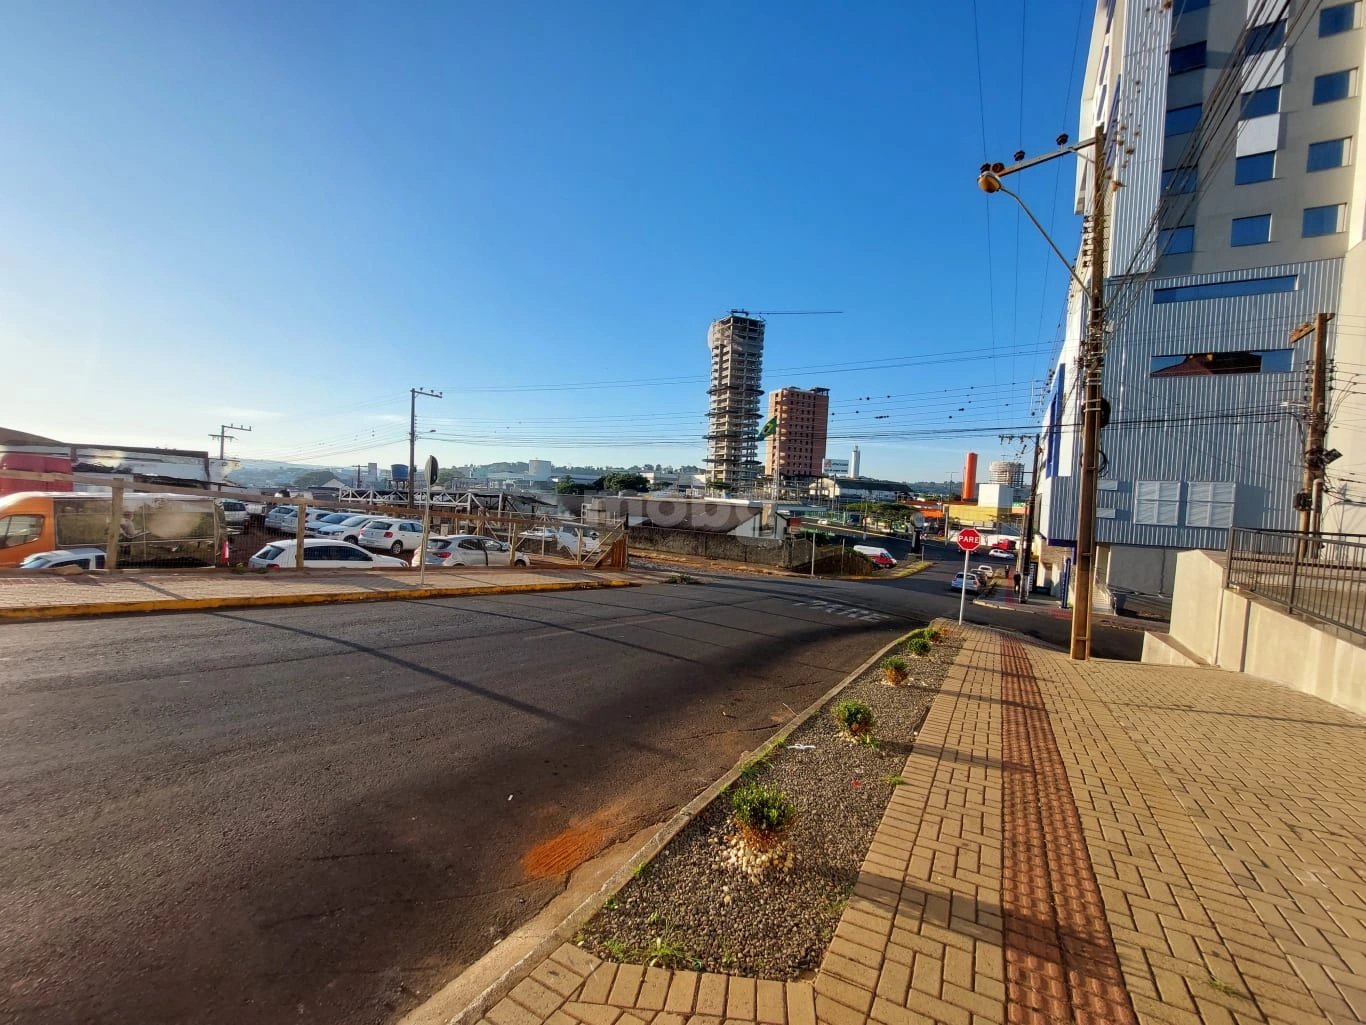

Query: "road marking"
<box><xmin>790</xmin><ymin>598</ymin><xmax>890</xmax><ymax>623</ymax></box>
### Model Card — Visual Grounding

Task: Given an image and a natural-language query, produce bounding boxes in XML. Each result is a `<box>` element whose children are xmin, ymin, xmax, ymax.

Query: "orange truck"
<box><xmin>0</xmin><ymin>491</ymin><xmax>223</xmax><ymax>568</ymax></box>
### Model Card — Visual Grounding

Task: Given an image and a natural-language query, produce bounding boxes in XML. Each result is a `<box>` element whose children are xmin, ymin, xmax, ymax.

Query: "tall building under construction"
<box><xmin>704</xmin><ymin>313</ymin><xmax>765</xmax><ymax>488</ymax></box>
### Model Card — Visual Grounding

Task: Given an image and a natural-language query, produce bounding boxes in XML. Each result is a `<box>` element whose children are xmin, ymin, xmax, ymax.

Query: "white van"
<box><xmin>853</xmin><ymin>545</ymin><xmax>897</xmax><ymax>568</ymax></box>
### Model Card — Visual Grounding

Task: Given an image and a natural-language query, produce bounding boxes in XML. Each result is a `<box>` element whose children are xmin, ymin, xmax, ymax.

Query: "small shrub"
<box><xmin>643</xmin><ymin>933</ymin><xmax>694</xmax><ymax>969</ymax></box>
<box><xmin>663</xmin><ymin>572</ymin><xmax>700</xmax><ymax>585</ymax></box>
<box><xmin>880</xmin><ymin>655</ymin><xmax>909</xmax><ymax>683</ymax></box>
<box><xmin>602</xmin><ymin>895</ymin><xmax>620</xmax><ymax>911</ymax></box>
<box><xmin>927</xmin><ymin>626</ymin><xmax>943</xmax><ymax>641</ymax></box>
<box><xmin>601</xmin><ymin>938</ymin><xmax>631</xmax><ymax>961</ymax></box>
<box><xmin>732</xmin><ymin>783</ymin><xmax>797</xmax><ymax>850</ymax></box>
<box><xmin>907</xmin><ymin>637</ymin><xmax>932</xmax><ymax>657</ymax></box>
<box><xmin>834</xmin><ymin>699</ymin><xmax>876</xmax><ymax>737</ymax></box>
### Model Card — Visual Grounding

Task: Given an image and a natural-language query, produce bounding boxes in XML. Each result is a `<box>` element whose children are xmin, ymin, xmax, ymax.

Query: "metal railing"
<box><xmin>1225</xmin><ymin>528</ymin><xmax>1366</xmax><ymax>637</ymax></box>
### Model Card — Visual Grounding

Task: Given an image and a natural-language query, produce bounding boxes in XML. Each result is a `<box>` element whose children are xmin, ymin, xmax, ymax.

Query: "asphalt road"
<box><xmin>0</xmin><ymin>569</ymin><xmax>1146</xmax><ymax>1025</ymax></box>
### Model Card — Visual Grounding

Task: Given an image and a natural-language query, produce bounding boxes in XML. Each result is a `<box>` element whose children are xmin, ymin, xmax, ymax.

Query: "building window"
<box><xmin>1320</xmin><ymin>3</ymin><xmax>1359</xmax><ymax>36</ymax></box>
<box><xmin>1240</xmin><ymin>86</ymin><xmax>1281</xmax><ymax>119</ymax></box>
<box><xmin>1166</xmin><ymin>103</ymin><xmax>1203</xmax><ymax>135</ymax></box>
<box><xmin>1314</xmin><ymin>69</ymin><xmax>1357</xmax><ymax>104</ymax></box>
<box><xmin>1150</xmin><ymin>349</ymin><xmax>1293</xmax><ymax>376</ymax></box>
<box><xmin>1303</xmin><ymin>204</ymin><xmax>1347</xmax><ymax>236</ymax></box>
<box><xmin>1307</xmin><ymin>138</ymin><xmax>1351</xmax><ymax>171</ymax></box>
<box><xmin>1235</xmin><ymin>152</ymin><xmax>1276</xmax><ymax>183</ymax></box>
<box><xmin>1134</xmin><ymin>481</ymin><xmax>1182</xmax><ymax>526</ymax></box>
<box><xmin>1159</xmin><ymin>225</ymin><xmax>1195</xmax><ymax>254</ymax></box>
<box><xmin>1246</xmin><ymin>19</ymin><xmax>1287</xmax><ymax>54</ymax></box>
<box><xmin>1231</xmin><ymin>214</ymin><xmax>1272</xmax><ymax>246</ymax></box>
<box><xmin>1162</xmin><ymin>166</ymin><xmax>1199</xmax><ymax>193</ymax></box>
<box><xmin>1170</xmin><ymin>42</ymin><xmax>1207</xmax><ymax>74</ymax></box>
<box><xmin>1152</xmin><ymin>274</ymin><xmax>1297</xmax><ymax>303</ymax></box>
<box><xmin>1186</xmin><ymin>482</ymin><xmax>1238</xmax><ymax>529</ymax></box>
<box><xmin>1173</xmin><ymin>0</ymin><xmax>1210</xmax><ymax>13</ymax></box>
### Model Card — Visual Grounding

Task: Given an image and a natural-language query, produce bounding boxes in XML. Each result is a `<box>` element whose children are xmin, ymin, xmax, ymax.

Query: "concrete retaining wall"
<box><xmin>628</xmin><ymin>527</ymin><xmax>793</xmax><ymax>567</ymax></box>
<box><xmin>1145</xmin><ymin>548</ymin><xmax>1366</xmax><ymax>716</ymax></box>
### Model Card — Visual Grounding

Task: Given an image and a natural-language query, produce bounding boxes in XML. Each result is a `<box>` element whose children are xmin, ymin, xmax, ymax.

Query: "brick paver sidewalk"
<box><xmin>462</xmin><ymin>625</ymin><xmax>1365</xmax><ymax>1025</ymax></box>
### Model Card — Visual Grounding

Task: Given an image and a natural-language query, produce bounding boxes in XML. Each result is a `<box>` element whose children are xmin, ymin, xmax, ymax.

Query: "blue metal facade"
<box><xmin>1045</xmin><ymin>258</ymin><xmax>1343</xmax><ymax>549</ymax></box>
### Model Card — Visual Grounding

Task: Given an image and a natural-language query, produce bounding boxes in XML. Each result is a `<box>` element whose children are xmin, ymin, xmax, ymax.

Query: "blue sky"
<box><xmin>1</xmin><ymin>0</ymin><xmax>1092</xmax><ymax>482</ymax></box>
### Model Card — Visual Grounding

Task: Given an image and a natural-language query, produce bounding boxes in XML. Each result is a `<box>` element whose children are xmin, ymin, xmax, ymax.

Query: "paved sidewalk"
<box><xmin>0</xmin><ymin>567</ymin><xmax>643</xmax><ymax>619</ymax></box>
<box><xmin>457</xmin><ymin>626</ymin><xmax>1365</xmax><ymax>1025</ymax></box>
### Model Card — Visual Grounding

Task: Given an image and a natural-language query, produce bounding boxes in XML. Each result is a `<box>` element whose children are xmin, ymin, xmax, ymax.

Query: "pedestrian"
<box><xmin>1013</xmin><ymin>570</ymin><xmax>1022</xmax><ymax>599</ymax></box>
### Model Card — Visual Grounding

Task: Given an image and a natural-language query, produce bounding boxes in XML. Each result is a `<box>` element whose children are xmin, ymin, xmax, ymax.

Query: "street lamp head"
<box><xmin>977</xmin><ymin>170</ymin><xmax>1004</xmax><ymax>194</ymax></box>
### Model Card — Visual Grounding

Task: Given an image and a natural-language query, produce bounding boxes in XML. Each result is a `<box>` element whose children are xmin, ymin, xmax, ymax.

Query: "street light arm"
<box><xmin>990</xmin><ymin>181</ymin><xmax>1093</xmax><ymax>304</ymax></box>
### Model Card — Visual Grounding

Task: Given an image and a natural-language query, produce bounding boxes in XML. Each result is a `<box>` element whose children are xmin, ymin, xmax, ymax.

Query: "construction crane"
<box><xmin>727</xmin><ymin>309</ymin><xmax>843</xmax><ymax>318</ymax></box>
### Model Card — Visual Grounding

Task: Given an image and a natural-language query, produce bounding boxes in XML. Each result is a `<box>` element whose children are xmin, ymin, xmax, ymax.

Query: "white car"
<box><xmin>312</xmin><ymin>514</ymin><xmax>382</xmax><ymax>545</ymax></box>
<box><xmin>18</xmin><ymin>547</ymin><xmax>107</xmax><ymax>570</ymax></box>
<box><xmin>264</xmin><ymin>506</ymin><xmax>326</xmax><ymax>532</ymax></box>
<box><xmin>218</xmin><ymin>500</ymin><xmax>249</xmax><ymax>530</ymax></box>
<box><xmin>987</xmin><ymin>548</ymin><xmax>1016</xmax><ymax>560</ymax></box>
<box><xmin>556</xmin><ymin>525</ymin><xmax>602</xmax><ymax>555</ymax></box>
<box><xmin>247</xmin><ymin>539</ymin><xmax>409</xmax><ymax>569</ymax></box>
<box><xmin>418</xmin><ymin>535</ymin><xmax>531</xmax><ymax>568</ymax></box>
<box><xmin>359</xmin><ymin>518</ymin><xmax>426</xmax><ymax>555</ymax></box>
<box><xmin>519</xmin><ymin>527</ymin><xmax>559</xmax><ymax>541</ymax></box>
<box><xmin>949</xmin><ymin>572</ymin><xmax>982</xmax><ymax>594</ymax></box>
<box><xmin>305</xmin><ymin>511</ymin><xmax>354</xmax><ymax>535</ymax></box>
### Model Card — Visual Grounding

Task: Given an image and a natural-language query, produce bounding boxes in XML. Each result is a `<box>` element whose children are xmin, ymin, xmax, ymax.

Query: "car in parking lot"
<box><xmin>17</xmin><ymin>547</ymin><xmax>107</xmax><ymax>570</ymax></box>
<box><xmin>265</xmin><ymin>506</ymin><xmax>330</xmax><ymax>533</ymax></box>
<box><xmin>311</xmin><ymin>514</ymin><xmax>382</xmax><ymax>545</ymax></box>
<box><xmin>418</xmin><ymin>534</ymin><xmax>531</xmax><ymax>568</ymax></box>
<box><xmin>218</xmin><ymin>500</ymin><xmax>249</xmax><ymax>531</ymax></box>
<box><xmin>247</xmin><ymin>539</ymin><xmax>409</xmax><ymax>569</ymax></box>
<box><xmin>519</xmin><ymin>526</ymin><xmax>558</xmax><ymax>541</ymax></box>
<box><xmin>950</xmin><ymin>571</ymin><xmax>981</xmax><ymax>594</ymax></box>
<box><xmin>359</xmin><ymin>518</ymin><xmax>425</xmax><ymax>555</ymax></box>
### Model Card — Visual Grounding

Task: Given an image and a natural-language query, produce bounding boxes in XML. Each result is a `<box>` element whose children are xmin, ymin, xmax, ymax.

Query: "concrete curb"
<box><xmin>401</xmin><ymin>626</ymin><xmax>923</xmax><ymax>1025</ymax></box>
<box><xmin>835</xmin><ymin>559</ymin><xmax>933</xmax><ymax>582</ymax></box>
<box><xmin>0</xmin><ymin>579</ymin><xmax>637</xmax><ymax>623</ymax></box>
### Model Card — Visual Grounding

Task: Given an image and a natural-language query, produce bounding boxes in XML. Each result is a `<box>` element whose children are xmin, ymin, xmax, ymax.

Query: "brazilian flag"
<box><xmin>757</xmin><ymin>417</ymin><xmax>778</xmax><ymax>440</ymax></box>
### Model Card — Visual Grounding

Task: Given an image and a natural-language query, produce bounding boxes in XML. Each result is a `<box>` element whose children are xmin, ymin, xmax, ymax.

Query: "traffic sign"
<box><xmin>956</xmin><ymin>528</ymin><xmax>983</xmax><ymax>552</ymax></box>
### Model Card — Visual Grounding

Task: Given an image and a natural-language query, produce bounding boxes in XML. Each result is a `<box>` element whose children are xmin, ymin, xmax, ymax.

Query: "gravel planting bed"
<box><xmin>577</xmin><ymin>627</ymin><xmax>962</xmax><ymax>980</ymax></box>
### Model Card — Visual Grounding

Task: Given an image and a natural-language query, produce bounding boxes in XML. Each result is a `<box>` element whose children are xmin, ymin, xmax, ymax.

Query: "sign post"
<box><xmin>956</xmin><ymin>528</ymin><xmax>982</xmax><ymax>625</ymax></box>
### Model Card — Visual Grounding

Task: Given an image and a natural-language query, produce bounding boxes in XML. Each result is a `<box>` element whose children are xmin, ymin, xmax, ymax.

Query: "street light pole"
<box><xmin>408</xmin><ymin>387</ymin><xmax>442</xmax><ymax>508</ymax></box>
<box><xmin>978</xmin><ymin>128</ymin><xmax>1106</xmax><ymax>660</ymax></box>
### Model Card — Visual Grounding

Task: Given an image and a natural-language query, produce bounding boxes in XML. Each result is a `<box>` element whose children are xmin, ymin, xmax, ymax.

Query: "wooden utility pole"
<box><xmin>1070</xmin><ymin>126</ymin><xmax>1106</xmax><ymax>661</ymax></box>
<box><xmin>1298</xmin><ymin>313</ymin><xmax>1333</xmax><ymax>536</ymax></box>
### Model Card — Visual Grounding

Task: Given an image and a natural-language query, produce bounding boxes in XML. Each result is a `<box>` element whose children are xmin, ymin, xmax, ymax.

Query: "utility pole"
<box><xmin>209</xmin><ymin>423</ymin><xmax>252</xmax><ymax>462</ymax></box>
<box><xmin>408</xmin><ymin>387</ymin><xmax>442</xmax><ymax>507</ymax></box>
<box><xmin>977</xmin><ymin>130</ymin><xmax>1103</xmax><ymax>657</ymax></box>
<box><xmin>1296</xmin><ymin>313</ymin><xmax>1334</xmax><ymax>537</ymax></box>
<box><xmin>1070</xmin><ymin>125</ymin><xmax>1107</xmax><ymax>661</ymax></box>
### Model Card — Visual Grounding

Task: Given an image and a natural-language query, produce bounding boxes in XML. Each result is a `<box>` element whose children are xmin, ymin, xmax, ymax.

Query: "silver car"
<box><xmin>418</xmin><ymin>535</ymin><xmax>531</xmax><ymax>568</ymax></box>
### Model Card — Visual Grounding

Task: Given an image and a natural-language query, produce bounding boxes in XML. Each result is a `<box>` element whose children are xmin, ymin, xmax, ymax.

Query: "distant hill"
<box><xmin>229</xmin><ymin>459</ymin><xmax>352</xmax><ymax>488</ymax></box>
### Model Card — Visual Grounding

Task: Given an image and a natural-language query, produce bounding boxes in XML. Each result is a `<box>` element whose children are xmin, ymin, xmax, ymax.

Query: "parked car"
<box><xmin>218</xmin><ymin>499</ymin><xmax>248</xmax><ymax>531</ymax></box>
<box><xmin>519</xmin><ymin>527</ymin><xmax>559</xmax><ymax>541</ymax></box>
<box><xmin>247</xmin><ymin>539</ymin><xmax>409</xmax><ymax>569</ymax></box>
<box><xmin>950</xmin><ymin>572</ymin><xmax>982</xmax><ymax>594</ymax></box>
<box><xmin>17</xmin><ymin>547</ymin><xmax>107</xmax><ymax>570</ymax></box>
<box><xmin>556</xmin><ymin>525</ymin><xmax>602</xmax><ymax>555</ymax></box>
<box><xmin>418</xmin><ymin>535</ymin><xmax>531</xmax><ymax>568</ymax></box>
<box><xmin>359</xmin><ymin>518</ymin><xmax>425</xmax><ymax>555</ymax></box>
<box><xmin>306</xmin><ymin>511</ymin><xmax>358</xmax><ymax>536</ymax></box>
<box><xmin>312</xmin><ymin>514</ymin><xmax>381</xmax><ymax>545</ymax></box>
<box><xmin>975</xmin><ymin>564</ymin><xmax>997</xmax><ymax>580</ymax></box>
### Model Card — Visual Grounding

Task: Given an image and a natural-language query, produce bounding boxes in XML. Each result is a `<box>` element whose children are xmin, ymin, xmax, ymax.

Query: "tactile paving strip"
<box><xmin>1000</xmin><ymin>637</ymin><xmax>1138</xmax><ymax>1025</ymax></box>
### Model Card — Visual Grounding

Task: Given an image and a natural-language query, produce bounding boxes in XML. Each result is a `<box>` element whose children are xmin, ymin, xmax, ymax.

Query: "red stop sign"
<box><xmin>956</xmin><ymin>528</ymin><xmax>983</xmax><ymax>552</ymax></box>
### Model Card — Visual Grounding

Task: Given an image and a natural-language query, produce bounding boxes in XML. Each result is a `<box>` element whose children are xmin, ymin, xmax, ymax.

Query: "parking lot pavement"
<box><xmin>0</xmin><ymin>567</ymin><xmax>642</xmax><ymax>620</ymax></box>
